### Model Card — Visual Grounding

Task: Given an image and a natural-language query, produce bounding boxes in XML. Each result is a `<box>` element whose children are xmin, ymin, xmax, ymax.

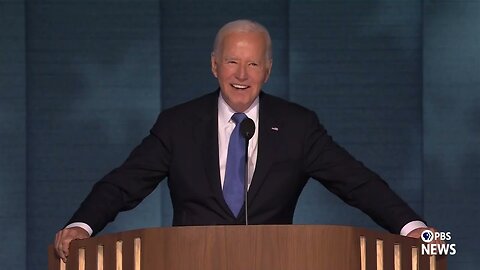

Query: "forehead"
<box><xmin>219</xmin><ymin>31</ymin><xmax>267</xmax><ymax>56</ymax></box>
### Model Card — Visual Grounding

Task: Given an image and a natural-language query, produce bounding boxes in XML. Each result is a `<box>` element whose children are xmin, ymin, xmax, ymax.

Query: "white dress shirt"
<box><xmin>217</xmin><ymin>93</ymin><xmax>259</xmax><ymax>189</ymax></box>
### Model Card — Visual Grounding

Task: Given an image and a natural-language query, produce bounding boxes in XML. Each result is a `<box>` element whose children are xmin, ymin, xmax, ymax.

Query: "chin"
<box><xmin>230</xmin><ymin>101</ymin><xmax>250</xmax><ymax>112</ymax></box>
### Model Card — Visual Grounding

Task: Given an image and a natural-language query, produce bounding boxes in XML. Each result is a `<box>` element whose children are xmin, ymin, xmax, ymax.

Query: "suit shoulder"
<box><xmin>261</xmin><ymin>92</ymin><xmax>316</xmax><ymax>117</ymax></box>
<box><xmin>158</xmin><ymin>91</ymin><xmax>217</xmax><ymax>120</ymax></box>
<box><xmin>148</xmin><ymin>91</ymin><xmax>217</xmax><ymax>135</ymax></box>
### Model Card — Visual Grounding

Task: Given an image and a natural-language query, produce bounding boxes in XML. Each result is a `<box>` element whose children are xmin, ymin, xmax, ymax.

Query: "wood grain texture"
<box><xmin>48</xmin><ymin>225</ymin><xmax>446</xmax><ymax>270</ymax></box>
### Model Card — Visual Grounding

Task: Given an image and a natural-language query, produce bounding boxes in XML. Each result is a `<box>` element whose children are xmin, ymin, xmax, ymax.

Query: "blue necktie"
<box><xmin>223</xmin><ymin>113</ymin><xmax>247</xmax><ymax>217</ymax></box>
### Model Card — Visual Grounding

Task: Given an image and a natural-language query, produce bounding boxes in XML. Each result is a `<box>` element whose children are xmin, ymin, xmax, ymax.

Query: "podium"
<box><xmin>48</xmin><ymin>225</ymin><xmax>446</xmax><ymax>270</ymax></box>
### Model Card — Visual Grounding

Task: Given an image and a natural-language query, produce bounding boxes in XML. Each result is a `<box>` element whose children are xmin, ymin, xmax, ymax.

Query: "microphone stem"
<box><xmin>244</xmin><ymin>139</ymin><xmax>249</xmax><ymax>225</ymax></box>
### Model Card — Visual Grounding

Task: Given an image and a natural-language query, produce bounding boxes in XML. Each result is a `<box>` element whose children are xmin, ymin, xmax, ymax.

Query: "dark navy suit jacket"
<box><xmin>69</xmin><ymin>90</ymin><xmax>422</xmax><ymax>235</ymax></box>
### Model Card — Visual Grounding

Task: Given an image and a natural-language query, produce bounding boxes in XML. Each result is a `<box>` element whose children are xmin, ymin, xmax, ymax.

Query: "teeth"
<box><xmin>232</xmin><ymin>84</ymin><xmax>248</xmax><ymax>89</ymax></box>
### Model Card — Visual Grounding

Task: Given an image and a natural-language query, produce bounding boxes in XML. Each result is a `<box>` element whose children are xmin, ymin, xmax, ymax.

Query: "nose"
<box><xmin>235</xmin><ymin>63</ymin><xmax>248</xmax><ymax>81</ymax></box>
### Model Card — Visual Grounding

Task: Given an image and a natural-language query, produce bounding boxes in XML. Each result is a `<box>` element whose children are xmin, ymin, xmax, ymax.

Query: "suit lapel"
<box><xmin>193</xmin><ymin>91</ymin><xmax>233</xmax><ymax>215</ymax></box>
<box><xmin>247</xmin><ymin>93</ymin><xmax>281</xmax><ymax>206</ymax></box>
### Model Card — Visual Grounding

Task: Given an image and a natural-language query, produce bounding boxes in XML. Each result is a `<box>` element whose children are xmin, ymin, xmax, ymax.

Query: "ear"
<box><xmin>264</xmin><ymin>59</ymin><xmax>273</xmax><ymax>83</ymax></box>
<box><xmin>211</xmin><ymin>53</ymin><xmax>218</xmax><ymax>78</ymax></box>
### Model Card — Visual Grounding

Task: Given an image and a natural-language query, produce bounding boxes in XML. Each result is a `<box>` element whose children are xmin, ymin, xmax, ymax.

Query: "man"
<box><xmin>55</xmin><ymin>19</ymin><xmax>431</xmax><ymax>261</ymax></box>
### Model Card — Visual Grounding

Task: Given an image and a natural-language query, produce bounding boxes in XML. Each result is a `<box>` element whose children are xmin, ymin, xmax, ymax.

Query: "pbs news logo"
<box><xmin>421</xmin><ymin>229</ymin><xmax>456</xmax><ymax>255</ymax></box>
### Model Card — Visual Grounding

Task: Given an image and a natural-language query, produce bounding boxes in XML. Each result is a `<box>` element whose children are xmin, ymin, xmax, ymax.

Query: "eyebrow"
<box><xmin>223</xmin><ymin>56</ymin><xmax>263</xmax><ymax>64</ymax></box>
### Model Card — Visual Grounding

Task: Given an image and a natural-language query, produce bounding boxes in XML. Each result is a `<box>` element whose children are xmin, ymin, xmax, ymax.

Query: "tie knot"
<box><xmin>231</xmin><ymin>113</ymin><xmax>247</xmax><ymax>124</ymax></box>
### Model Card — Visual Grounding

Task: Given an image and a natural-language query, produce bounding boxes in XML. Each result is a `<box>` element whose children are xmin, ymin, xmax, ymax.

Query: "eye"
<box><xmin>249</xmin><ymin>62</ymin><xmax>259</xmax><ymax>67</ymax></box>
<box><xmin>226</xmin><ymin>60</ymin><xmax>237</xmax><ymax>64</ymax></box>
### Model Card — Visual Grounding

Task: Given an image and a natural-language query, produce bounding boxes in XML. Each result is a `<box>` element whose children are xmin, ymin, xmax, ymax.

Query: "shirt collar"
<box><xmin>218</xmin><ymin>93</ymin><xmax>259</xmax><ymax>125</ymax></box>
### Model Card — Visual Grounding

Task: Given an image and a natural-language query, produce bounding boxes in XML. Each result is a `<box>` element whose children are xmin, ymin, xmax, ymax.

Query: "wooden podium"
<box><xmin>48</xmin><ymin>225</ymin><xmax>446</xmax><ymax>270</ymax></box>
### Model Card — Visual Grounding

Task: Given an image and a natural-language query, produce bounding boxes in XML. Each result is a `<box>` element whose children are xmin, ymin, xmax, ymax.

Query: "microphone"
<box><xmin>240</xmin><ymin>117</ymin><xmax>255</xmax><ymax>225</ymax></box>
<box><xmin>240</xmin><ymin>118</ymin><xmax>255</xmax><ymax>140</ymax></box>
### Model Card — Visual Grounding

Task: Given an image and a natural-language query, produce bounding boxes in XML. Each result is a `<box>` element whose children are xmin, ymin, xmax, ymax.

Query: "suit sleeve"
<box><xmin>67</xmin><ymin>113</ymin><xmax>172</xmax><ymax>235</ymax></box>
<box><xmin>302</xmin><ymin>110</ymin><xmax>423</xmax><ymax>234</ymax></box>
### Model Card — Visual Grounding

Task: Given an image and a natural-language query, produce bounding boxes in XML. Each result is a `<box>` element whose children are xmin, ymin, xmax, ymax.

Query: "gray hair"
<box><xmin>212</xmin><ymin>19</ymin><xmax>272</xmax><ymax>61</ymax></box>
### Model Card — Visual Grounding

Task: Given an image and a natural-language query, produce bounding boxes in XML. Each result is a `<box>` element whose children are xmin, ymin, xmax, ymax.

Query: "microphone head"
<box><xmin>240</xmin><ymin>117</ymin><xmax>255</xmax><ymax>140</ymax></box>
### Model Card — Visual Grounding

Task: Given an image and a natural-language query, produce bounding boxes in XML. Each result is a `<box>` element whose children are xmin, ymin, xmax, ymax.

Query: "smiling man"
<box><xmin>55</xmin><ymin>19</ymin><xmax>432</xmax><ymax>262</ymax></box>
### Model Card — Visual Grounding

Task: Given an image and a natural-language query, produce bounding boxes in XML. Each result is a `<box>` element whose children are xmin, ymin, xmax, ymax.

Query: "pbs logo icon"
<box><xmin>421</xmin><ymin>230</ymin><xmax>434</xmax><ymax>243</ymax></box>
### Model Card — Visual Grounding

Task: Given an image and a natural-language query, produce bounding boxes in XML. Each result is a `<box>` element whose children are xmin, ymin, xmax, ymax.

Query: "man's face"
<box><xmin>211</xmin><ymin>31</ymin><xmax>272</xmax><ymax>112</ymax></box>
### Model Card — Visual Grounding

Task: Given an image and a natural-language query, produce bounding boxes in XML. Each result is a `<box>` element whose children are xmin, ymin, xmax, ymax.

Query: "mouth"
<box><xmin>230</xmin><ymin>83</ymin><xmax>250</xmax><ymax>90</ymax></box>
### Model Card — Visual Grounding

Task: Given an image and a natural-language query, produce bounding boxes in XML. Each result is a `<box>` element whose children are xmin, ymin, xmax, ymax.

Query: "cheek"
<box><xmin>217</xmin><ymin>68</ymin><xmax>234</xmax><ymax>81</ymax></box>
<box><xmin>250</xmin><ymin>72</ymin><xmax>267</xmax><ymax>85</ymax></box>
<box><xmin>222</xmin><ymin>63</ymin><xmax>238</xmax><ymax>73</ymax></box>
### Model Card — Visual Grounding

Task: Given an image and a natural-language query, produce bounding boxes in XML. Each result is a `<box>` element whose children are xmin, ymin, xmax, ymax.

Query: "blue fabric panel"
<box><xmin>424</xmin><ymin>1</ymin><xmax>480</xmax><ymax>268</ymax></box>
<box><xmin>0</xmin><ymin>1</ymin><xmax>26</xmax><ymax>269</ymax></box>
<box><xmin>25</xmin><ymin>1</ymin><xmax>161</xmax><ymax>268</ymax></box>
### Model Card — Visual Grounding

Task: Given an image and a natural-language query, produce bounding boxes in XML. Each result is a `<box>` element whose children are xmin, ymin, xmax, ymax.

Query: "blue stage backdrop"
<box><xmin>0</xmin><ymin>0</ymin><xmax>477</xmax><ymax>269</ymax></box>
<box><xmin>0</xmin><ymin>1</ymin><xmax>26</xmax><ymax>270</ymax></box>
